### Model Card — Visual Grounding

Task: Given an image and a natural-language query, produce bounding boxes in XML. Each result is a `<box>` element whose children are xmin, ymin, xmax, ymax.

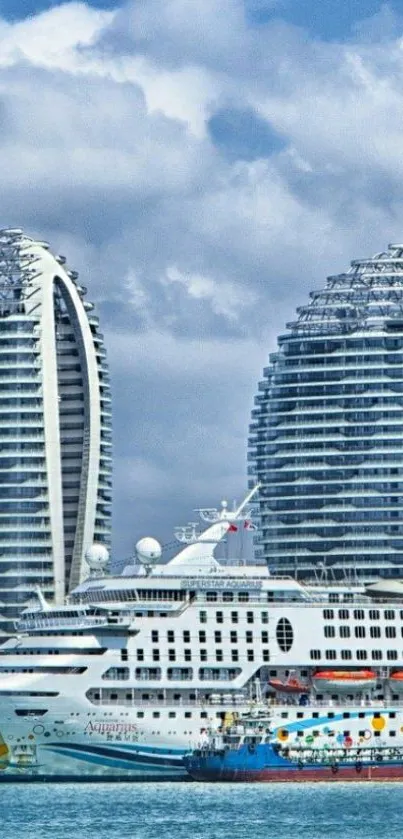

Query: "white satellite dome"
<box><xmin>136</xmin><ymin>537</ymin><xmax>162</xmax><ymax>566</ymax></box>
<box><xmin>85</xmin><ymin>543</ymin><xmax>109</xmax><ymax>571</ymax></box>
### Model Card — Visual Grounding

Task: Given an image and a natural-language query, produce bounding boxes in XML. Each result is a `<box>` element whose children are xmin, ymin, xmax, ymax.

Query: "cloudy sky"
<box><xmin>1</xmin><ymin>0</ymin><xmax>403</xmax><ymax>564</ymax></box>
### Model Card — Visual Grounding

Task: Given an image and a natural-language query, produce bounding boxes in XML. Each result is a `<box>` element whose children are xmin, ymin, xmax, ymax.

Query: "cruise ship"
<box><xmin>1</xmin><ymin>487</ymin><xmax>403</xmax><ymax>781</ymax></box>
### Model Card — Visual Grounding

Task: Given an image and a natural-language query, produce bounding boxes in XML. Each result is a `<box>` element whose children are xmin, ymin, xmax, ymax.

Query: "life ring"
<box><xmin>331</xmin><ymin>763</ymin><xmax>339</xmax><ymax>775</ymax></box>
<box><xmin>355</xmin><ymin>762</ymin><xmax>363</xmax><ymax>774</ymax></box>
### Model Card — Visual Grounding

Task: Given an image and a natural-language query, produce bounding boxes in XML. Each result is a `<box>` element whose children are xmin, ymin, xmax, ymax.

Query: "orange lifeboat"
<box><xmin>268</xmin><ymin>677</ymin><xmax>309</xmax><ymax>694</ymax></box>
<box><xmin>388</xmin><ymin>672</ymin><xmax>403</xmax><ymax>693</ymax></box>
<box><xmin>312</xmin><ymin>670</ymin><xmax>377</xmax><ymax>692</ymax></box>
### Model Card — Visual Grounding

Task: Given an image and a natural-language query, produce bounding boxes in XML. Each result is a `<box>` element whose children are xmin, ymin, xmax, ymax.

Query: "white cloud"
<box><xmin>2</xmin><ymin>0</ymin><xmax>403</xmax><ymax>555</ymax></box>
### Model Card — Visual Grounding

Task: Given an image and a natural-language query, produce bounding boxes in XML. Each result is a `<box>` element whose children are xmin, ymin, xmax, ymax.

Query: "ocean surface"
<box><xmin>2</xmin><ymin>782</ymin><xmax>403</xmax><ymax>839</ymax></box>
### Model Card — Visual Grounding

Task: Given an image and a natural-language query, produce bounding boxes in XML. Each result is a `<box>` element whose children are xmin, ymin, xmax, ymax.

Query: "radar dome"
<box><xmin>85</xmin><ymin>543</ymin><xmax>109</xmax><ymax>571</ymax></box>
<box><xmin>136</xmin><ymin>537</ymin><xmax>162</xmax><ymax>566</ymax></box>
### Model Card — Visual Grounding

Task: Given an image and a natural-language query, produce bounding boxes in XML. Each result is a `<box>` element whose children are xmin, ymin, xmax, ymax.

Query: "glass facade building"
<box><xmin>0</xmin><ymin>229</ymin><xmax>112</xmax><ymax>634</ymax></box>
<box><xmin>248</xmin><ymin>243</ymin><xmax>403</xmax><ymax>582</ymax></box>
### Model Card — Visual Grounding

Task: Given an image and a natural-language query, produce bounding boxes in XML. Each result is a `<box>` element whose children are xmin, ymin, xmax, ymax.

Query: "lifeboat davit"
<box><xmin>268</xmin><ymin>677</ymin><xmax>309</xmax><ymax>694</ymax></box>
<box><xmin>312</xmin><ymin>670</ymin><xmax>377</xmax><ymax>692</ymax></box>
<box><xmin>388</xmin><ymin>672</ymin><xmax>403</xmax><ymax>693</ymax></box>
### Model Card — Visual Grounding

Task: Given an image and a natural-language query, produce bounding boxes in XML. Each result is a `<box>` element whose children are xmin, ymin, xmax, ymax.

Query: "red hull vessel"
<box><xmin>190</xmin><ymin>764</ymin><xmax>403</xmax><ymax>783</ymax></box>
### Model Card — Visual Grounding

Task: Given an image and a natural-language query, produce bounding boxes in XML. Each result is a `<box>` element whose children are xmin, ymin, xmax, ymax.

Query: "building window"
<box><xmin>370</xmin><ymin>626</ymin><xmax>381</xmax><ymax>639</ymax></box>
<box><xmin>355</xmin><ymin>626</ymin><xmax>366</xmax><ymax>639</ymax></box>
<box><xmin>356</xmin><ymin>650</ymin><xmax>367</xmax><ymax>660</ymax></box>
<box><xmin>216</xmin><ymin>649</ymin><xmax>223</xmax><ymax>662</ymax></box>
<box><xmin>231</xmin><ymin>612</ymin><xmax>238</xmax><ymax>624</ymax></box>
<box><xmin>338</xmin><ymin>609</ymin><xmax>349</xmax><ymax>620</ymax></box>
<box><xmin>152</xmin><ymin>649</ymin><xmax>160</xmax><ymax>662</ymax></box>
<box><xmin>199</xmin><ymin>611</ymin><xmax>207</xmax><ymax>624</ymax></box>
<box><xmin>199</xmin><ymin>631</ymin><xmax>206</xmax><ymax>643</ymax></box>
<box><xmin>223</xmin><ymin>591</ymin><xmax>234</xmax><ymax>602</ymax></box>
<box><xmin>323</xmin><ymin>609</ymin><xmax>334</xmax><ymax>620</ymax></box>
<box><xmin>339</xmin><ymin>626</ymin><xmax>350</xmax><ymax>638</ymax></box>
<box><xmin>168</xmin><ymin>649</ymin><xmax>176</xmax><ymax>662</ymax></box>
<box><xmin>230</xmin><ymin>631</ymin><xmax>238</xmax><ymax>643</ymax></box>
<box><xmin>152</xmin><ymin>712</ymin><xmax>160</xmax><ymax>718</ymax></box>
<box><xmin>324</xmin><ymin>626</ymin><xmax>335</xmax><ymax>638</ymax></box>
<box><xmin>231</xmin><ymin>650</ymin><xmax>239</xmax><ymax>662</ymax></box>
<box><xmin>200</xmin><ymin>649</ymin><xmax>207</xmax><ymax>661</ymax></box>
<box><xmin>183</xmin><ymin>631</ymin><xmax>190</xmax><ymax>643</ymax></box>
<box><xmin>206</xmin><ymin>592</ymin><xmax>217</xmax><ymax>602</ymax></box>
<box><xmin>167</xmin><ymin>630</ymin><xmax>175</xmax><ymax>642</ymax></box>
<box><xmin>184</xmin><ymin>649</ymin><xmax>192</xmax><ymax>662</ymax></box>
<box><xmin>385</xmin><ymin>610</ymin><xmax>395</xmax><ymax>620</ymax></box>
<box><xmin>325</xmin><ymin>650</ymin><xmax>336</xmax><ymax>660</ymax></box>
<box><xmin>386</xmin><ymin>627</ymin><xmax>396</xmax><ymax>639</ymax></box>
<box><xmin>387</xmin><ymin>650</ymin><xmax>398</xmax><ymax>660</ymax></box>
<box><xmin>247</xmin><ymin>649</ymin><xmax>254</xmax><ymax>662</ymax></box>
<box><xmin>261</xmin><ymin>612</ymin><xmax>269</xmax><ymax>624</ymax></box>
<box><xmin>246</xmin><ymin>612</ymin><xmax>254</xmax><ymax>624</ymax></box>
<box><xmin>136</xmin><ymin>649</ymin><xmax>144</xmax><ymax>661</ymax></box>
<box><xmin>121</xmin><ymin>649</ymin><xmax>128</xmax><ymax>662</ymax></box>
<box><xmin>216</xmin><ymin>611</ymin><xmax>224</xmax><ymax>624</ymax></box>
<box><xmin>214</xmin><ymin>631</ymin><xmax>222</xmax><ymax>643</ymax></box>
<box><xmin>261</xmin><ymin>631</ymin><xmax>269</xmax><ymax>644</ymax></box>
<box><xmin>369</xmin><ymin>610</ymin><xmax>380</xmax><ymax>620</ymax></box>
<box><xmin>341</xmin><ymin>650</ymin><xmax>352</xmax><ymax>660</ymax></box>
<box><xmin>310</xmin><ymin>650</ymin><xmax>321</xmax><ymax>660</ymax></box>
<box><xmin>246</xmin><ymin>631</ymin><xmax>253</xmax><ymax>644</ymax></box>
<box><xmin>354</xmin><ymin>609</ymin><xmax>365</xmax><ymax>620</ymax></box>
<box><xmin>151</xmin><ymin>630</ymin><xmax>159</xmax><ymax>643</ymax></box>
<box><xmin>263</xmin><ymin>650</ymin><xmax>270</xmax><ymax>662</ymax></box>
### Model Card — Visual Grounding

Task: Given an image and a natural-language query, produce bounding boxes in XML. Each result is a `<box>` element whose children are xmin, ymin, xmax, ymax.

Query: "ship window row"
<box><xmin>88</xmin><ymin>668</ymin><xmax>243</xmax><ymax>695</ymax></box>
<box><xmin>78</xmin><ymin>589</ymin><xmax>187</xmax><ymax>603</ymax></box>
<box><xmin>323</xmin><ymin>609</ymin><xmax>397</xmax><ymax>620</ymax></box>
<box><xmin>199</xmin><ymin>610</ymin><xmax>257</xmax><ymax>624</ymax></box>
<box><xmin>310</xmin><ymin>649</ymin><xmax>399</xmax><ymax>661</ymax></box>
<box><xmin>0</xmin><ymin>647</ymin><xmax>107</xmax><ymax>656</ymax></box>
<box><xmin>136</xmin><ymin>648</ymin><xmax>262</xmax><ymax>664</ymax></box>
<box><xmin>152</xmin><ymin>630</ymin><xmax>269</xmax><ymax>644</ymax></box>
<box><xmin>0</xmin><ymin>666</ymin><xmax>87</xmax><ymax>674</ymax></box>
<box><xmin>324</xmin><ymin>625</ymin><xmax>399</xmax><ymax>639</ymax></box>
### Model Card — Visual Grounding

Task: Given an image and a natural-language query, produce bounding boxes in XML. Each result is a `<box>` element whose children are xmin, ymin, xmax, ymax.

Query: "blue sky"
<box><xmin>1</xmin><ymin>0</ymin><xmax>403</xmax><ymax>562</ymax></box>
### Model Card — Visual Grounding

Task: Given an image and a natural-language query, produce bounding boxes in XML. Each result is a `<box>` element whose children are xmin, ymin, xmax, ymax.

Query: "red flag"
<box><xmin>244</xmin><ymin>520</ymin><xmax>256</xmax><ymax>531</ymax></box>
<box><xmin>228</xmin><ymin>523</ymin><xmax>238</xmax><ymax>532</ymax></box>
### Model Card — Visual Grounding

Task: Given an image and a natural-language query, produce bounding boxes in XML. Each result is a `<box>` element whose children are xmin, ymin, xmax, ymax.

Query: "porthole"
<box><xmin>276</xmin><ymin>618</ymin><xmax>293</xmax><ymax>652</ymax></box>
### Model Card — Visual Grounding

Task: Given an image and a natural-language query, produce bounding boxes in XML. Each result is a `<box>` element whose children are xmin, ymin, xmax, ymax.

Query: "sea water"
<box><xmin>2</xmin><ymin>782</ymin><xmax>401</xmax><ymax>839</ymax></box>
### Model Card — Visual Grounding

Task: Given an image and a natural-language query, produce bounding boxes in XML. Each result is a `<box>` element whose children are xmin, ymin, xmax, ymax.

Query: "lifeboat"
<box><xmin>388</xmin><ymin>672</ymin><xmax>403</xmax><ymax>693</ymax></box>
<box><xmin>312</xmin><ymin>670</ymin><xmax>377</xmax><ymax>692</ymax></box>
<box><xmin>268</xmin><ymin>677</ymin><xmax>309</xmax><ymax>694</ymax></box>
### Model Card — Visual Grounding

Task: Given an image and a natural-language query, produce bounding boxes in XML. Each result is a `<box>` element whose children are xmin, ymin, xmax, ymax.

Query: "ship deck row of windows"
<box><xmin>310</xmin><ymin>648</ymin><xmax>403</xmax><ymax>661</ymax></box>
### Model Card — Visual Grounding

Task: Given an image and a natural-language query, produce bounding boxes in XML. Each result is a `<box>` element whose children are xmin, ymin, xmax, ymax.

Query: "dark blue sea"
<box><xmin>2</xmin><ymin>782</ymin><xmax>402</xmax><ymax>838</ymax></box>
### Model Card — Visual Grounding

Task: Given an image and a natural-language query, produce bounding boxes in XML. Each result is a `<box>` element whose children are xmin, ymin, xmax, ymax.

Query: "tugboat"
<box><xmin>184</xmin><ymin>712</ymin><xmax>403</xmax><ymax>783</ymax></box>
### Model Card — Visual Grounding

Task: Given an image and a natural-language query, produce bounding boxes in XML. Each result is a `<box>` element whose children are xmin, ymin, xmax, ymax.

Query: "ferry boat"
<box><xmin>184</xmin><ymin>712</ymin><xmax>403</xmax><ymax>782</ymax></box>
<box><xmin>1</xmin><ymin>485</ymin><xmax>403</xmax><ymax>780</ymax></box>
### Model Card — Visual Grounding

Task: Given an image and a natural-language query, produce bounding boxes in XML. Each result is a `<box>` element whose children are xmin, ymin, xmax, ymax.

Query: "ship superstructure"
<box><xmin>0</xmin><ymin>489</ymin><xmax>403</xmax><ymax>779</ymax></box>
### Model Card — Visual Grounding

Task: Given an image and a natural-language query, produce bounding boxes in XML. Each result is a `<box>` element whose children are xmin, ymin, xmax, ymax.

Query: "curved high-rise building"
<box><xmin>0</xmin><ymin>229</ymin><xmax>112</xmax><ymax>635</ymax></box>
<box><xmin>248</xmin><ymin>242</ymin><xmax>403</xmax><ymax>583</ymax></box>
